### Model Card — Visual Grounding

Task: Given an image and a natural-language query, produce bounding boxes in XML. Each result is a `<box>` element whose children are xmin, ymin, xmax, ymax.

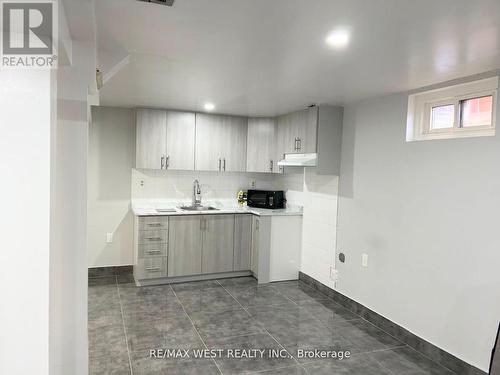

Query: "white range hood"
<box><xmin>277</xmin><ymin>153</ymin><xmax>317</xmax><ymax>167</ymax></box>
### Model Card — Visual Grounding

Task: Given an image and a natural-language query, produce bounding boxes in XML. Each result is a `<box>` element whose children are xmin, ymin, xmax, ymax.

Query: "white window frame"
<box><xmin>407</xmin><ymin>77</ymin><xmax>497</xmax><ymax>141</ymax></box>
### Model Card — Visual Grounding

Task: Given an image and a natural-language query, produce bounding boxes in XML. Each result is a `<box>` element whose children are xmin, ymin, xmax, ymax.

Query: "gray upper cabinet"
<box><xmin>276</xmin><ymin>107</ymin><xmax>318</xmax><ymax>159</ymax></box>
<box><xmin>202</xmin><ymin>215</ymin><xmax>235</xmax><ymax>274</ymax></box>
<box><xmin>136</xmin><ymin>108</ymin><xmax>167</xmax><ymax>170</ymax></box>
<box><xmin>168</xmin><ymin>216</ymin><xmax>203</xmax><ymax>277</ymax></box>
<box><xmin>136</xmin><ymin>108</ymin><xmax>195</xmax><ymax>170</ymax></box>
<box><xmin>246</xmin><ymin>118</ymin><xmax>276</xmax><ymax>173</ymax></box>
<box><xmin>222</xmin><ymin>116</ymin><xmax>247</xmax><ymax>172</ymax></box>
<box><xmin>195</xmin><ymin>113</ymin><xmax>247</xmax><ymax>172</ymax></box>
<box><xmin>166</xmin><ymin>111</ymin><xmax>195</xmax><ymax>170</ymax></box>
<box><xmin>195</xmin><ymin>113</ymin><xmax>224</xmax><ymax>171</ymax></box>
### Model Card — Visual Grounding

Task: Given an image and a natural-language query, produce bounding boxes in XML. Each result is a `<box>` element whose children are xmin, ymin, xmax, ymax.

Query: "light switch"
<box><xmin>362</xmin><ymin>253</ymin><xmax>368</xmax><ymax>267</ymax></box>
<box><xmin>106</xmin><ymin>232</ymin><xmax>114</xmax><ymax>243</ymax></box>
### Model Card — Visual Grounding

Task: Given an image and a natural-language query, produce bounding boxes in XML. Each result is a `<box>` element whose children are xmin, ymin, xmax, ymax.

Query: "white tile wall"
<box><xmin>300</xmin><ymin>168</ymin><xmax>339</xmax><ymax>289</ymax></box>
<box><xmin>131</xmin><ymin>168</ymin><xmax>304</xmax><ymax>201</ymax></box>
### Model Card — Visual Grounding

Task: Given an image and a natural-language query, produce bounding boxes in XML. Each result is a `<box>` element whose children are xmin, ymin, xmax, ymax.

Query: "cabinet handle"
<box><xmin>146</xmin><ymin>237</ymin><xmax>162</xmax><ymax>241</ymax></box>
<box><xmin>161</xmin><ymin>155</ymin><xmax>165</xmax><ymax>169</ymax></box>
<box><xmin>297</xmin><ymin>138</ymin><xmax>302</xmax><ymax>151</ymax></box>
<box><xmin>146</xmin><ymin>267</ymin><xmax>161</xmax><ymax>272</ymax></box>
<box><xmin>223</xmin><ymin>158</ymin><xmax>226</xmax><ymax>171</ymax></box>
<box><xmin>146</xmin><ymin>249</ymin><xmax>161</xmax><ymax>254</ymax></box>
<box><xmin>166</xmin><ymin>155</ymin><xmax>170</xmax><ymax>169</ymax></box>
<box><xmin>256</xmin><ymin>220</ymin><xmax>259</xmax><ymax>231</ymax></box>
<box><xmin>218</xmin><ymin>158</ymin><xmax>221</xmax><ymax>171</ymax></box>
<box><xmin>269</xmin><ymin>160</ymin><xmax>273</xmax><ymax>172</ymax></box>
<box><xmin>147</xmin><ymin>223</ymin><xmax>162</xmax><ymax>227</ymax></box>
<box><xmin>294</xmin><ymin>138</ymin><xmax>299</xmax><ymax>151</ymax></box>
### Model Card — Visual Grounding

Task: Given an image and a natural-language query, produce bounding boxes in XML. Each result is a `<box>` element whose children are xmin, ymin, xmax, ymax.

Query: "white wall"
<box><xmin>50</xmin><ymin>40</ymin><xmax>97</xmax><ymax>375</ymax></box>
<box><xmin>88</xmin><ymin>106</ymin><xmax>135</xmax><ymax>268</ymax></box>
<box><xmin>336</xmin><ymin>74</ymin><xmax>500</xmax><ymax>371</ymax></box>
<box><xmin>0</xmin><ymin>68</ymin><xmax>53</xmax><ymax>375</ymax></box>
<box><xmin>300</xmin><ymin>168</ymin><xmax>339</xmax><ymax>289</ymax></box>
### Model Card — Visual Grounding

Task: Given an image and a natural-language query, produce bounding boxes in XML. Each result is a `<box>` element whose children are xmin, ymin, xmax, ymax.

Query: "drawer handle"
<box><xmin>146</xmin><ymin>250</ymin><xmax>162</xmax><ymax>254</ymax></box>
<box><xmin>145</xmin><ymin>267</ymin><xmax>161</xmax><ymax>272</ymax></box>
<box><xmin>147</xmin><ymin>223</ymin><xmax>162</xmax><ymax>227</ymax></box>
<box><xmin>146</xmin><ymin>237</ymin><xmax>162</xmax><ymax>241</ymax></box>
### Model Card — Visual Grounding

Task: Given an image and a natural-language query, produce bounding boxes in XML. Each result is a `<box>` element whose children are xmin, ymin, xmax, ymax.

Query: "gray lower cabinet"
<box><xmin>202</xmin><ymin>215</ymin><xmax>235</xmax><ymax>274</ymax></box>
<box><xmin>234</xmin><ymin>214</ymin><xmax>252</xmax><ymax>271</ymax></box>
<box><xmin>168</xmin><ymin>216</ymin><xmax>203</xmax><ymax>277</ymax></box>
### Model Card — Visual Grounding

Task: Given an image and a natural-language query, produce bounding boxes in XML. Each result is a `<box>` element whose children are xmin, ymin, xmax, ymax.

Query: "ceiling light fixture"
<box><xmin>204</xmin><ymin>103</ymin><xmax>215</xmax><ymax>111</ymax></box>
<box><xmin>326</xmin><ymin>29</ymin><xmax>350</xmax><ymax>48</ymax></box>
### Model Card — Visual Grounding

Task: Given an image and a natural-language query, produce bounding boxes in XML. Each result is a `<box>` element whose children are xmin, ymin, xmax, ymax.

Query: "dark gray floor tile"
<box><xmin>296</xmin><ymin>299</ymin><xmax>359</xmax><ymax>325</ymax></box>
<box><xmin>247</xmin><ymin>302</ymin><xmax>316</xmax><ymax>333</ymax></box>
<box><xmin>117</xmin><ymin>273</ymin><xmax>135</xmax><ymax>284</ymax></box>
<box><xmin>174</xmin><ymin>287</ymin><xmax>241</xmax><ymax>314</ymax></box>
<box><xmin>271</xmin><ymin>281</ymin><xmax>329</xmax><ymax>303</ymax></box>
<box><xmin>131</xmin><ymin>351</ymin><xmax>220</xmax><ymax>375</ymax></box>
<box><xmin>217</xmin><ymin>276</ymin><xmax>259</xmax><ymax>291</ymax></box>
<box><xmin>89</xmin><ymin>276</ymin><xmax>117</xmax><ymax>287</ymax></box>
<box><xmin>369</xmin><ymin>346</ymin><xmax>455</xmax><ymax>374</ymax></box>
<box><xmin>247</xmin><ymin>365</ymin><xmax>308</xmax><ymax>374</ymax></box>
<box><xmin>332</xmin><ymin>319</ymin><xmax>404</xmax><ymax>354</ymax></box>
<box><xmin>230</xmin><ymin>285</ymin><xmax>291</xmax><ymax>308</ymax></box>
<box><xmin>206</xmin><ymin>333</ymin><xmax>295</xmax><ymax>375</ymax></box>
<box><xmin>118</xmin><ymin>283</ymin><xmax>175</xmax><ymax>301</ymax></box>
<box><xmin>303</xmin><ymin>354</ymin><xmax>392</xmax><ymax>374</ymax></box>
<box><xmin>171</xmin><ymin>280</ymin><xmax>221</xmax><ymax>293</ymax></box>
<box><xmin>89</xmin><ymin>350</ymin><xmax>131</xmax><ymax>375</ymax></box>
<box><xmin>120</xmin><ymin>285</ymin><xmax>186</xmax><ymax>318</ymax></box>
<box><xmin>189</xmin><ymin>307</ymin><xmax>264</xmax><ymax>340</ymax></box>
<box><xmin>89</xmin><ymin>324</ymin><xmax>128</xmax><ymax>359</ymax></box>
<box><xmin>126</xmin><ymin>314</ymin><xmax>202</xmax><ymax>352</ymax></box>
<box><xmin>88</xmin><ymin>304</ymin><xmax>123</xmax><ymax>330</ymax></box>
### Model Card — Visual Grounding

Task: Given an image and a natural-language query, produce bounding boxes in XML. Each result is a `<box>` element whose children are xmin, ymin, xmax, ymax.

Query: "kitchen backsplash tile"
<box><xmin>131</xmin><ymin>168</ymin><xmax>304</xmax><ymax>202</ymax></box>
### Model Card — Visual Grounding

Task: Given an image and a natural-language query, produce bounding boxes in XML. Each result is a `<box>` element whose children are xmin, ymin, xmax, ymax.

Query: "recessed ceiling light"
<box><xmin>204</xmin><ymin>103</ymin><xmax>215</xmax><ymax>111</ymax></box>
<box><xmin>326</xmin><ymin>29</ymin><xmax>350</xmax><ymax>48</ymax></box>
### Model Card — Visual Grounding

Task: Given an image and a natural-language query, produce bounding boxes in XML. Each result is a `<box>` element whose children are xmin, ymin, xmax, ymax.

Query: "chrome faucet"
<box><xmin>192</xmin><ymin>179</ymin><xmax>202</xmax><ymax>206</ymax></box>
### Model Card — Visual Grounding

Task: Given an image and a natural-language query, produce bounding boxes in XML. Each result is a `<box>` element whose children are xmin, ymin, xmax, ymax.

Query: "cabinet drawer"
<box><xmin>135</xmin><ymin>256</ymin><xmax>167</xmax><ymax>280</ymax></box>
<box><xmin>138</xmin><ymin>229</ymin><xmax>168</xmax><ymax>245</ymax></box>
<box><xmin>138</xmin><ymin>216</ymin><xmax>169</xmax><ymax>230</ymax></box>
<box><xmin>139</xmin><ymin>243</ymin><xmax>167</xmax><ymax>259</ymax></box>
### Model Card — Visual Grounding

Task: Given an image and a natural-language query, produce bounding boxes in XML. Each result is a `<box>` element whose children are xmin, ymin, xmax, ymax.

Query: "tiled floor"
<box><xmin>88</xmin><ymin>276</ymin><xmax>456</xmax><ymax>375</ymax></box>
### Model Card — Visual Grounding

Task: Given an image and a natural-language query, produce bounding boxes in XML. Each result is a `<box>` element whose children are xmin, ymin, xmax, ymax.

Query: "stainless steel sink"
<box><xmin>180</xmin><ymin>205</ymin><xmax>219</xmax><ymax>211</ymax></box>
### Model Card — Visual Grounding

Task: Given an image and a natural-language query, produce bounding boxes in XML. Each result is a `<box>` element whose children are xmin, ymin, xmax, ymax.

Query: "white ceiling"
<box><xmin>95</xmin><ymin>0</ymin><xmax>500</xmax><ymax>116</ymax></box>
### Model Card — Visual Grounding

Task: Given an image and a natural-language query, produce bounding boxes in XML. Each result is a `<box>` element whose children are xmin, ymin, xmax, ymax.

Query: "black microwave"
<box><xmin>247</xmin><ymin>190</ymin><xmax>285</xmax><ymax>209</ymax></box>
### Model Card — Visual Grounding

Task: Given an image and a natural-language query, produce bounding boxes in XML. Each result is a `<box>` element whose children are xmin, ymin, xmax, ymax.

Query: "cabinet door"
<box><xmin>296</xmin><ymin>106</ymin><xmax>318</xmax><ymax>153</ymax></box>
<box><xmin>221</xmin><ymin>116</ymin><xmax>247</xmax><ymax>172</ymax></box>
<box><xmin>168</xmin><ymin>216</ymin><xmax>202</xmax><ymax>277</ymax></box>
<box><xmin>234</xmin><ymin>215</ymin><xmax>252</xmax><ymax>271</ymax></box>
<box><xmin>136</xmin><ymin>109</ymin><xmax>167</xmax><ymax>169</ymax></box>
<box><xmin>276</xmin><ymin>112</ymin><xmax>295</xmax><ymax>157</ymax></box>
<box><xmin>251</xmin><ymin>216</ymin><xmax>259</xmax><ymax>276</ymax></box>
<box><xmin>166</xmin><ymin>111</ymin><xmax>195</xmax><ymax>170</ymax></box>
<box><xmin>195</xmin><ymin>113</ymin><xmax>224</xmax><ymax>171</ymax></box>
<box><xmin>202</xmin><ymin>215</ymin><xmax>234</xmax><ymax>274</ymax></box>
<box><xmin>247</xmin><ymin>118</ymin><xmax>276</xmax><ymax>173</ymax></box>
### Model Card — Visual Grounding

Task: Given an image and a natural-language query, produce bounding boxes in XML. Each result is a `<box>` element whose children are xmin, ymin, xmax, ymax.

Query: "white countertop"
<box><xmin>131</xmin><ymin>199</ymin><xmax>303</xmax><ymax>217</ymax></box>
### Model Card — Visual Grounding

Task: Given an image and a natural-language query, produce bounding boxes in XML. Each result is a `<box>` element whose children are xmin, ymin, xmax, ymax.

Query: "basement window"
<box><xmin>406</xmin><ymin>77</ymin><xmax>497</xmax><ymax>141</ymax></box>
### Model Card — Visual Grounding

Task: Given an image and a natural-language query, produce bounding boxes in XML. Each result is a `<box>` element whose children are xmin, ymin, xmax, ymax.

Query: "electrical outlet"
<box><xmin>362</xmin><ymin>253</ymin><xmax>368</xmax><ymax>267</ymax></box>
<box><xmin>106</xmin><ymin>232</ymin><xmax>114</xmax><ymax>243</ymax></box>
<box><xmin>329</xmin><ymin>266</ymin><xmax>339</xmax><ymax>281</ymax></box>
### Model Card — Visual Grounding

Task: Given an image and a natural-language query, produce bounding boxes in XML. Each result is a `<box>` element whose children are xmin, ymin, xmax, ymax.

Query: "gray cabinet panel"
<box><xmin>234</xmin><ymin>214</ymin><xmax>252</xmax><ymax>271</ymax></box>
<box><xmin>202</xmin><ymin>215</ymin><xmax>234</xmax><ymax>274</ymax></box>
<box><xmin>135</xmin><ymin>256</ymin><xmax>167</xmax><ymax>280</ymax></box>
<box><xmin>166</xmin><ymin>111</ymin><xmax>196</xmax><ymax>170</ymax></box>
<box><xmin>247</xmin><ymin>118</ymin><xmax>276</xmax><ymax>173</ymax></box>
<box><xmin>168</xmin><ymin>216</ymin><xmax>202</xmax><ymax>277</ymax></box>
<box><xmin>136</xmin><ymin>109</ymin><xmax>167</xmax><ymax>169</ymax></box>
<box><xmin>222</xmin><ymin>115</ymin><xmax>247</xmax><ymax>172</ymax></box>
<box><xmin>195</xmin><ymin>113</ymin><xmax>224</xmax><ymax>171</ymax></box>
